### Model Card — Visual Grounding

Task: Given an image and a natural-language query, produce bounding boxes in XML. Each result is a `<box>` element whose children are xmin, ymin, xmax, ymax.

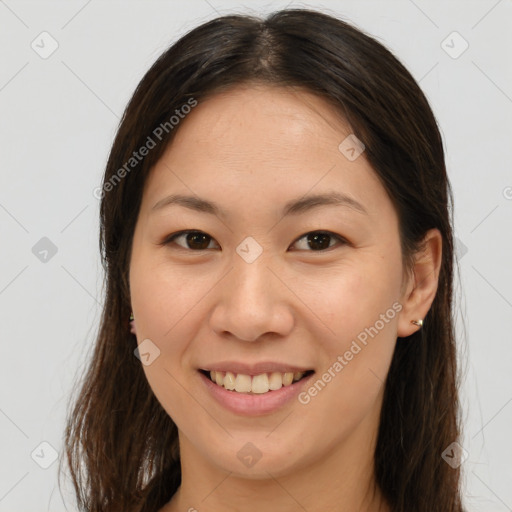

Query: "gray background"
<box><xmin>1</xmin><ymin>0</ymin><xmax>511</xmax><ymax>510</ymax></box>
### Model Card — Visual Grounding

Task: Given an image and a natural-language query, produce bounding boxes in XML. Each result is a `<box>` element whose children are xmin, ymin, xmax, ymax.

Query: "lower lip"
<box><xmin>198</xmin><ymin>371</ymin><xmax>315</xmax><ymax>416</ymax></box>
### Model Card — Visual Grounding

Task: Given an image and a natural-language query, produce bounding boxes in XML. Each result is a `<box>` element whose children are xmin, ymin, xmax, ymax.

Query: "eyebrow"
<box><xmin>151</xmin><ymin>191</ymin><xmax>368</xmax><ymax>218</ymax></box>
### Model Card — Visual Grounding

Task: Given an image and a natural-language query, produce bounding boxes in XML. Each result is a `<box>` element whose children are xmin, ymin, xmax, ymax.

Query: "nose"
<box><xmin>209</xmin><ymin>253</ymin><xmax>295</xmax><ymax>342</ymax></box>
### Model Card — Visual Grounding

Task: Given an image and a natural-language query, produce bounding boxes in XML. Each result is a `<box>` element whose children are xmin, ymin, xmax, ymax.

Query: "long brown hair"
<box><xmin>60</xmin><ymin>8</ymin><xmax>465</xmax><ymax>511</ymax></box>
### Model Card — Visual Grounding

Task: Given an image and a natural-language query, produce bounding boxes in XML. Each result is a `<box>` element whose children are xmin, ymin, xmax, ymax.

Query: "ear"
<box><xmin>397</xmin><ymin>228</ymin><xmax>443</xmax><ymax>338</ymax></box>
<box><xmin>130</xmin><ymin>313</ymin><xmax>137</xmax><ymax>335</ymax></box>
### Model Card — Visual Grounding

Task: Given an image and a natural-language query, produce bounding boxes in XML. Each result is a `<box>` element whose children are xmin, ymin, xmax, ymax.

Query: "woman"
<box><xmin>62</xmin><ymin>8</ymin><xmax>465</xmax><ymax>512</ymax></box>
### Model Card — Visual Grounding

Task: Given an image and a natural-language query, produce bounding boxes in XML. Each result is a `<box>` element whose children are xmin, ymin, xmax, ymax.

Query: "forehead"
<box><xmin>175</xmin><ymin>84</ymin><xmax>348</xmax><ymax>157</ymax></box>
<box><xmin>140</xmin><ymin>84</ymin><xmax>394</xmax><ymax>224</ymax></box>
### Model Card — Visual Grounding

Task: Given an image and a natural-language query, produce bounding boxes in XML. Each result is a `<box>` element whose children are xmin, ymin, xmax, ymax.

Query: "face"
<box><xmin>129</xmin><ymin>84</ymin><xmax>409</xmax><ymax>481</ymax></box>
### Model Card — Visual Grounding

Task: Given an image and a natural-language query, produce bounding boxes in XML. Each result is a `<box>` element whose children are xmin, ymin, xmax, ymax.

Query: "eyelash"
<box><xmin>161</xmin><ymin>230</ymin><xmax>348</xmax><ymax>253</ymax></box>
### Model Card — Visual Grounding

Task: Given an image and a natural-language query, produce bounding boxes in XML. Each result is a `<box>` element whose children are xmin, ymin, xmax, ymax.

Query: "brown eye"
<box><xmin>162</xmin><ymin>230</ymin><xmax>347</xmax><ymax>252</ymax></box>
<box><xmin>164</xmin><ymin>231</ymin><xmax>218</xmax><ymax>250</ymax></box>
<box><xmin>291</xmin><ymin>231</ymin><xmax>347</xmax><ymax>251</ymax></box>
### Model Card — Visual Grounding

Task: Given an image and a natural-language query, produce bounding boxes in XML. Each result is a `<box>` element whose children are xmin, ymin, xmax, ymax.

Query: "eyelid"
<box><xmin>160</xmin><ymin>230</ymin><xmax>219</xmax><ymax>250</ymax></box>
<box><xmin>289</xmin><ymin>230</ymin><xmax>348</xmax><ymax>251</ymax></box>
<box><xmin>161</xmin><ymin>229</ymin><xmax>349</xmax><ymax>252</ymax></box>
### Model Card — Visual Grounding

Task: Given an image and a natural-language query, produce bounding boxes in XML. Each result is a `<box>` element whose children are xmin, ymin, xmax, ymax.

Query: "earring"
<box><xmin>129</xmin><ymin>312</ymin><xmax>136</xmax><ymax>334</ymax></box>
<box><xmin>410</xmin><ymin>319</ymin><xmax>423</xmax><ymax>328</ymax></box>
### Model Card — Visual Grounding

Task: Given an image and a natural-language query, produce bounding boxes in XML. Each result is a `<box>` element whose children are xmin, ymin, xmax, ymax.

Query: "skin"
<box><xmin>128</xmin><ymin>83</ymin><xmax>442</xmax><ymax>512</ymax></box>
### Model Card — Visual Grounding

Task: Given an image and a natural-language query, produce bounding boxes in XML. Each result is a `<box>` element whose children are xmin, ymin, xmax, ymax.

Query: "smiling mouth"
<box><xmin>199</xmin><ymin>369</ymin><xmax>315</xmax><ymax>394</ymax></box>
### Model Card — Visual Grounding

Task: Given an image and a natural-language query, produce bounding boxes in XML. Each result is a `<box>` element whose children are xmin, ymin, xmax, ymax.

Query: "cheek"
<box><xmin>302</xmin><ymin>258</ymin><xmax>398</xmax><ymax>337</ymax></box>
<box><xmin>130</xmin><ymin>257</ymin><xmax>210</xmax><ymax>342</ymax></box>
<box><xmin>298</xmin><ymin>276</ymin><xmax>397</xmax><ymax>443</ymax></box>
<box><xmin>131</xmin><ymin>263</ymin><xmax>207</xmax><ymax>419</ymax></box>
<box><xmin>303</xmin><ymin>259</ymin><xmax>399</xmax><ymax>386</ymax></box>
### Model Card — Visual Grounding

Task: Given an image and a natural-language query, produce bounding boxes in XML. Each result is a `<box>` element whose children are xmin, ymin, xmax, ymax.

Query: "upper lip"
<box><xmin>199</xmin><ymin>361</ymin><xmax>314</xmax><ymax>376</ymax></box>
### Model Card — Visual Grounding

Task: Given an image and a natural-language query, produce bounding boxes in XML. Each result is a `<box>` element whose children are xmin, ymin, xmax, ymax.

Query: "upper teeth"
<box><xmin>209</xmin><ymin>370</ymin><xmax>306</xmax><ymax>394</ymax></box>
